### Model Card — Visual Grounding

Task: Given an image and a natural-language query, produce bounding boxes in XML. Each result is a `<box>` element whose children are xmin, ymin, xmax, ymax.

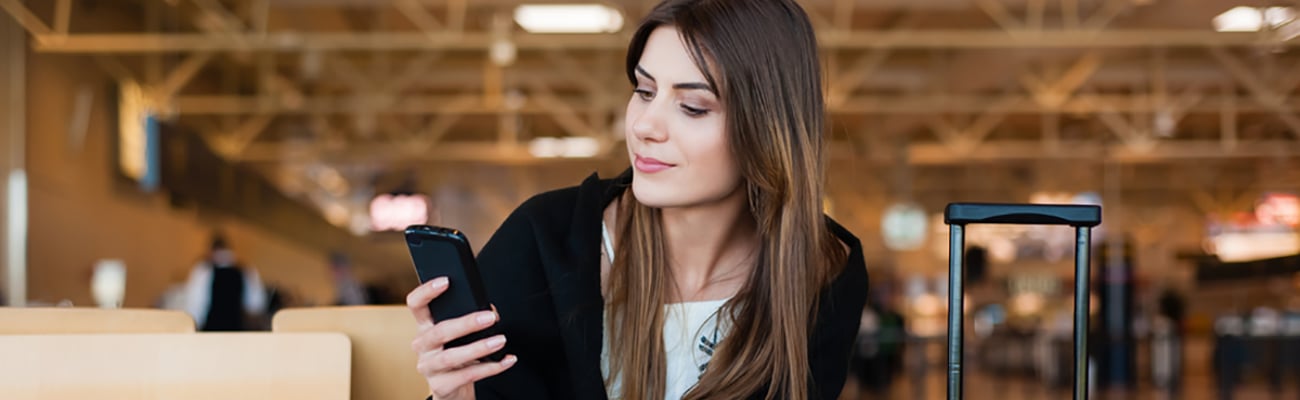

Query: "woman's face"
<box><xmin>625</xmin><ymin>26</ymin><xmax>741</xmax><ymax>209</ymax></box>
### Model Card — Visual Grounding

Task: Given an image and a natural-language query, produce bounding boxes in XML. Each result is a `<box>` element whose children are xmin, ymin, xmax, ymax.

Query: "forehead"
<box><xmin>636</xmin><ymin>26</ymin><xmax>709</xmax><ymax>83</ymax></box>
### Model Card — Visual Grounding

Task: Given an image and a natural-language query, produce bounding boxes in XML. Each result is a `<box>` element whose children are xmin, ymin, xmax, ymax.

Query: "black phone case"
<box><xmin>405</xmin><ymin>225</ymin><xmax>506</xmax><ymax>362</ymax></box>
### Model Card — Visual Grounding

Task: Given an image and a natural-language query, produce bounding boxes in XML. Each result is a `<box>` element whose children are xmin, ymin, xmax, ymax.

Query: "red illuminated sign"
<box><xmin>1256</xmin><ymin>193</ymin><xmax>1300</xmax><ymax>227</ymax></box>
<box><xmin>370</xmin><ymin>194</ymin><xmax>429</xmax><ymax>231</ymax></box>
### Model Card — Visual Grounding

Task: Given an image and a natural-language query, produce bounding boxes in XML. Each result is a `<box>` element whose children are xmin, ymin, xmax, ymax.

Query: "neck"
<box><xmin>659</xmin><ymin>185</ymin><xmax>758</xmax><ymax>301</ymax></box>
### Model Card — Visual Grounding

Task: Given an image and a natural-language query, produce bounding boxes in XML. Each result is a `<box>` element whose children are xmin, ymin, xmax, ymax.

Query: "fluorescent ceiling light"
<box><xmin>1265</xmin><ymin>7</ymin><xmax>1297</xmax><ymax>28</ymax></box>
<box><xmin>514</xmin><ymin>4</ymin><xmax>624</xmax><ymax>33</ymax></box>
<box><xmin>1208</xmin><ymin>231</ymin><xmax>1300</xmax><ymax>262</ymax></box>
<box><xmin>560</xmin><ymin>137</ymin><xmax>601</xmax><ymax>158</ymax></box>
<box><xmin>528</xmin><ymin>137</ymin><xmax>563</xmax><ymax>158</ymax></box>
<box><xmin>528</xmin><ymin>137</ymin><xmax>602</xmax><ymax>158</ymax></box>
<box><xmin>1214</xmin><ymin>6</ymin><xmax>1297</xmax><ymax>32</ymax></box>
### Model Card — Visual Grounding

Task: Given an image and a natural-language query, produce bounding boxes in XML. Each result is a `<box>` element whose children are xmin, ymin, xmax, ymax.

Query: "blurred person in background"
<box><xmin>330</xmin><ymin>251</ymin><xmax>369</xmax><ymax>306</ymax></box>
<box><xmin>1156</xmin><ymin>285</ymin><xmax>1186</xmax><ymax>329</ymax></box>
<box><xmin>404</xmin><ymin>0</ymin><xmax>868</xmax><ymax>399</ymax></box>
<box><xmin>1153</xmin><ymin>284</ymin><xmax>1186</xmax><ymax>394</ymax></box>
<box><xmin>849</xmin><ymin>273</ymin><xmax>906</xmax><ymax>397</ymax></box>
<box><xmin>184</xmin><ymin>233</ymin><xmax>268</xmax><ymax>331</ymax></box>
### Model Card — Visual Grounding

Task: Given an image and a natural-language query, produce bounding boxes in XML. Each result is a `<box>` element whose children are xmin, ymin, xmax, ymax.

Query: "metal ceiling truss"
<box><xmin>3</xmin><ymin>0</ymin><xmax>1300</xmax><ymax>168</ymax></box>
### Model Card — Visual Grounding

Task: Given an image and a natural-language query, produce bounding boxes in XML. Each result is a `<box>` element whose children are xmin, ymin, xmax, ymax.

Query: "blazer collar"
<box><xmin>546</xmin><ymin>168</ymin><xmax>630</xmax><ymax>400</ymax></box>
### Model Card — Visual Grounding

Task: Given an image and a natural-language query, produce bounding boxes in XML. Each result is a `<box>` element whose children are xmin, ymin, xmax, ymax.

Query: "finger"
<box><xmin>411</xmin><ymin>309</ymin><xmax>497</xmax><ymax>353</ymax></box>
<box><xmin>428</xmin><ymin>355</ymin><xmax>518</xmax><ymax>398</ymax></box>
<box><xmin>419</xmin><ymin>335</ymin><xmax>507</xmax><ymax>373</ymax></box>
<box><xmin>410</xmin><ymin>324</ymin><xmax>440</xmax><ymax>354</ymax></box>
<box><xmin>424</xmin><ymin>310</ymin><xmax>498</xmax><ymax>349</ymax></box>
<box><xmin>406</xmin><ymin>277</ymin><xmax>450</xmax><ymax>325</ymax></box>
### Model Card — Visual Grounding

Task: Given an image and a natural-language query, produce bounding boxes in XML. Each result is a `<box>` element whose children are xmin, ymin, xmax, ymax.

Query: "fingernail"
<box><xmin>476</xmin><ymin>312</ymin><xmax>496</xmax><ymax>325</ymax></box>
<box><xmin>501</xmin><ymin>355</ymin><xmax>517</xmax><ymax>367</ymax></box>
<box><xmin>486</xmin><ymin>335</ymin><xmax>506</xmax><ymax>349</ymax></box>
<box><xmin>430</xmin><ymin>277</ymin><xmax>448</xmax><ymax>289</ymax></box>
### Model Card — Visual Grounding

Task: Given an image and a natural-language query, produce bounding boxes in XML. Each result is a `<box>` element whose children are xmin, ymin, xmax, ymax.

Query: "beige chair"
<box><xmin>0</xmin><ymin>332</ymin><xmax>351</xmax><ymax>400</ymax></box>
<box><xmin>0</xmin><ymin>307</ymin><xmax>196</xmax><ymax>334</ymax></box>
<box><xmin>273</xmin><ymin>306</ymin><xmax>427</xmax><ymax>400</ymax></box>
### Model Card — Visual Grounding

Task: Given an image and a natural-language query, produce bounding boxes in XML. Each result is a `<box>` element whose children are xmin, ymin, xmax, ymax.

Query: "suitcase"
<box><xmin>943</xmin><ymin>203</ymin><xmax>1102</xmax><ymax>400</ymax></box>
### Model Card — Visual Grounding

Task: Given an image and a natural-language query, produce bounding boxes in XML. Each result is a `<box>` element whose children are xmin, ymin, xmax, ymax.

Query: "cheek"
<box><xmin>682</xmin><ymin>119</ymin><xmax>738</xmax><ymax>180</ymax></box>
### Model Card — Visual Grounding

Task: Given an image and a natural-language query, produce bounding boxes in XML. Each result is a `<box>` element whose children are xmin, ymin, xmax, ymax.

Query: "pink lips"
<box><xmin>634</xmin><ymin>155</ymin><xmax>675</xmax><ymax>173</ymax></box>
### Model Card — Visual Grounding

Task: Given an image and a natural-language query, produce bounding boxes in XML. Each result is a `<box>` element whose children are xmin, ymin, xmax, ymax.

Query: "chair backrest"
<box><xmin>0</xmin><ymin>307</ymin><xmax>196</xmax><ymax>334</ymax></box>
<box><xmin>0</xmin><ymin>332</ymin><xmax>351</xmax><ymax>400</ymax></box>
<box><xmin>273</xmin><ymin>306</ymin><xmax>426</xmax><ymax>400</ymax></box>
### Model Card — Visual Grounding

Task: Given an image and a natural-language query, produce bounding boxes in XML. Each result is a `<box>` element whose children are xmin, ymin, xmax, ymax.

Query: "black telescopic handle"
<box><xmin>944</xmin><ymin>203</ymin><xmax>1101</xmax><ymax>227</ymax></box>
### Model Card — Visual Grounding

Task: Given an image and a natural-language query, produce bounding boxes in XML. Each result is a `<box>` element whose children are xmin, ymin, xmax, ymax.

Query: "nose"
<box><xmin>630</xmin><ymin>101</ymin><xmax>668</xmax><ymax>144</ymax></box>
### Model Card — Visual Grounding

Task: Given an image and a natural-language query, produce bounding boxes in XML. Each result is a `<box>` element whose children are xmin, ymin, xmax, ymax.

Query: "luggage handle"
<box><xmin>944</xmin><ymin>202</ymin><xmax>1100</xmax><ymax>400</ymax></box>
<box><xmin>944</xmin><ymin>203</ymin><xmax>1101</xmax><ymax>227</ymax></box>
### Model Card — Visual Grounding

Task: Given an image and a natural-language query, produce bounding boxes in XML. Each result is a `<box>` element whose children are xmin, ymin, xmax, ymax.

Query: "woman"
<box><xmin>406</xmin><ymin>0</ymin><xmax>868</xmax><ymax>399</ymax></box>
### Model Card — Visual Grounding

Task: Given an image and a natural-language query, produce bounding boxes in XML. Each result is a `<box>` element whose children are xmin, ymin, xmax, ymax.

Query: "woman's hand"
<box><xmin>407</xmin><ymin>277</ymin><xmax>517</xmax><ymax>399</ymax></box>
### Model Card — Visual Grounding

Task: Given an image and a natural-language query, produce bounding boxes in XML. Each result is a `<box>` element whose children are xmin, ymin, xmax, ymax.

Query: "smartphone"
<box><xmin>405</xmin><ymin>225</ymin><xmax>506</xmax><ymax>362</ymax></box>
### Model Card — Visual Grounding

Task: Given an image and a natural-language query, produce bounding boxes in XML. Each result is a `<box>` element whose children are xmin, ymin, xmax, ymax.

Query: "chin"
<box><xmin>630</xmin><ymin>178</ymin><xmax>683</xmax><ymax>208</ymax></box>
<box><xmin>630</xmin><ymin>175</ymin><xmax>741</xmax><ymax>209</ymax></box>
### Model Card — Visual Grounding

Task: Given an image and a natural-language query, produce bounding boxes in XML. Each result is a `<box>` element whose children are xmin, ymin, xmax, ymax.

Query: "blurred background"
<box><xmin>1</xmin><ymin>0</ymin><xmax>1299</xmax><ymax>398</ymax></box>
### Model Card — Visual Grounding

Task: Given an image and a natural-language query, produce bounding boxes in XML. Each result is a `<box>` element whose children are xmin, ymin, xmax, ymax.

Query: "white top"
<box><xmin>599</xmin><ymin>222</ymin><xmax>731</xmax><ymax>399</ymax></box>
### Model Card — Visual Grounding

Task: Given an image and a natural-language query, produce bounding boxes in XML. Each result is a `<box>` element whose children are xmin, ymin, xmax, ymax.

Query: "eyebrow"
<box><xmin>635</xmin><ymin>65</ymin><xmax>717</xmax><ymax>95</ymax></box>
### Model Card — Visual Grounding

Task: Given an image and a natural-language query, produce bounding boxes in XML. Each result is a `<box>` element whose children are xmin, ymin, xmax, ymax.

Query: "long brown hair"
<box><xmin>605</xmin><ymin>1</ymin><xmax>848</xmax><ymax>399</ymax></box>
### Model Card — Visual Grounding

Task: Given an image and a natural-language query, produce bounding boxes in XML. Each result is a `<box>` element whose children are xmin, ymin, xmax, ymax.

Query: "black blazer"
<box><xmin>465</xmin><ymin>169</ymin><xmax>869</xmax><ymax>400</ymax></box>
